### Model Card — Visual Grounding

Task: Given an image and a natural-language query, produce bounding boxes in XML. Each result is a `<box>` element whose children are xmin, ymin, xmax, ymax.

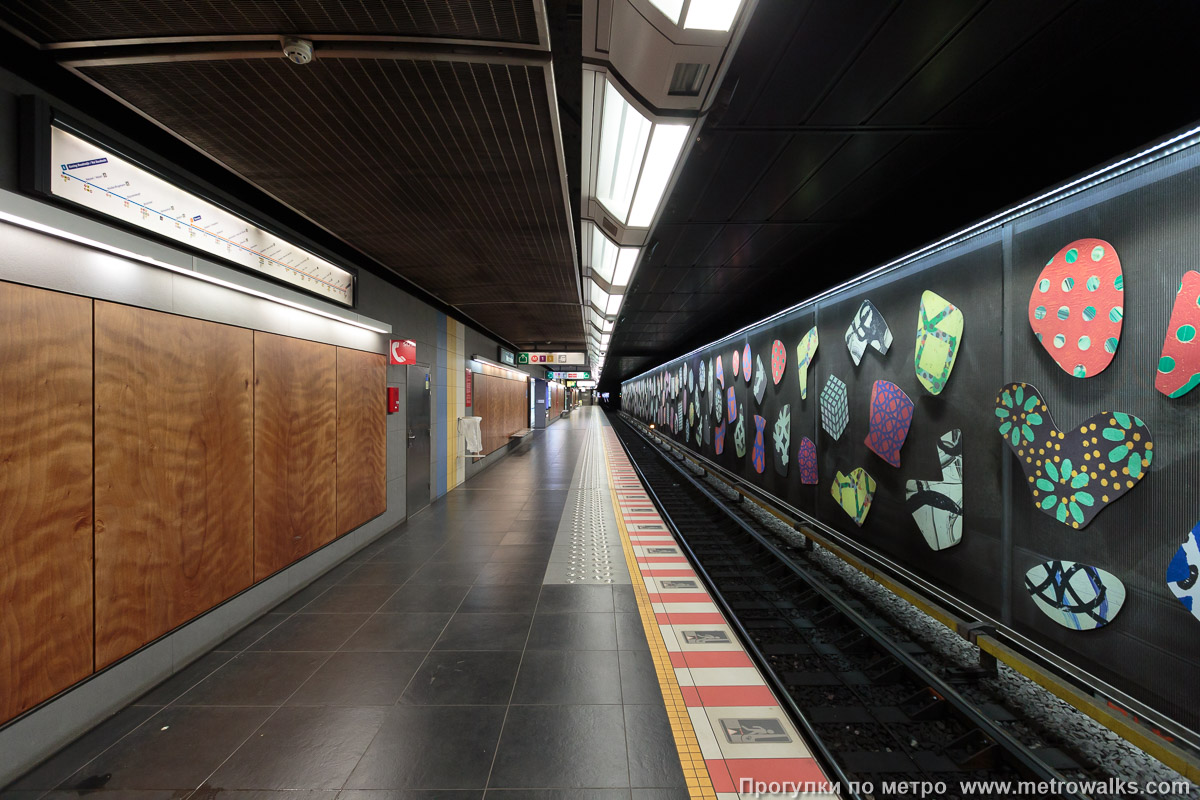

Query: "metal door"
<box><xmin>405</xmin><ymin>365</ymin><xmax>431</xmax><ymax>515</ymax></box>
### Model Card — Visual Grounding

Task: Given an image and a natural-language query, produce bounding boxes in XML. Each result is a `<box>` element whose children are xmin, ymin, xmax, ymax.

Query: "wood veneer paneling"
<box><xmin>475</xmin><ymin>373</ymin><xmax>528</xmax><ymax>455</ymax></box>
<box><xmin>336</xmin><ymin>347</ymin><xmax>386</xmax><ymax>534</ymax></box>
<box><xmin>254</xmin><ymin>332</ymin><xmax>337</xmax><ymax>580</ymax></box>
<box><xmin>0</xmin><ymin>282</ymin><xmax>93</xmax><ymax>724</ymax></box>
<box><xmin>94</xmin><ymin>302</ymin><xmax>254</xmax><ymax>668</ymax></box>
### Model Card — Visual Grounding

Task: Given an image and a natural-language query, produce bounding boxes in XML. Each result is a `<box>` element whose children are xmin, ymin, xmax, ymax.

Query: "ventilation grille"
<box><xmin>82</xmin><ymin>57</ymin><xmax>580</xmax><ymax>346</ymax></box>
<box><xmin>0</xmin><ymin>0</ymin><xmax>540</xmax><ymax>44</ymax></box>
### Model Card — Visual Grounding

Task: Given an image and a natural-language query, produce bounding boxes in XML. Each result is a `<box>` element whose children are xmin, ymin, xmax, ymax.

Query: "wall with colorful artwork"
<box><xmin>621</xmin><ymin>138</ymin><xmax>1200</xmax><ymax>742</ymax></box>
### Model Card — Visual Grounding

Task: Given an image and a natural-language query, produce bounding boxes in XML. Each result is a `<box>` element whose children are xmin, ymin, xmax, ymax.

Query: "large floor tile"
<box><xmin>300</xmin><ymin>584</ymin><xmax>401</xmax><ymax>614</ymax></box>
<box><xmin>341</xmin><ymin>613</ymin><xmax>453</xmax><ymax>652</ymax></box>
<box><xmin>208</xmin><ymin>706</ymin><xmax>387</xmax><ymax>790</ymax></box>
<box><xmin>61</xmin><ymin>706</ymin><xmax>271</xmax><ymax>791</ymax></box>
<box><xmin>4</xmin><ymin>706</ymin><xmax>160</xmax><ymax>791</ymax></box>
<box><xmin>380</xmin><ymin>583</ymin><xmax>472</xmax><ymax>613</ymax></box>
<box><xmin>488</xmin><ymin>705</ymin><xmax>629</xmax><ymax>789</ymax></box>
<box><xmin>433</xmin><ymin>613</ymin><xmax>532</xmax><ymax>651</ymax></box>
<box><xmin>457</xmin><ymin>584</ymin><xmax>541</xmax><ymax>614</ymax></box>
<box><xmin>536</xmin><ymin>585</ymin><xmax>615</xmax><ymax>614</ymax></box>
<box><xmin>288</xmin><ymin>652</ymin><xmax>426</xmax><ymax>706</ymax></box>
<box><xmin>623</xmin><ymin>705</ymin><xmax>687</xmax><ymax>788</ymax></box>
<box><xmin>526</xmin><ymin>613</ymin><xmax>617</xmax><ymax>651</ymax></box>
<box><xmin>399</xmin><ymin>651</ymin><xmax>521</xmax><ymax>706</ymax></box>
<box><xmin>343</xmin><ymin>706</ymin><xmax>506</xmax><ymax>790</ymax></box>
<box><xmin>511</xmin><ymin>650</ymin><xmax>621</xmax><ymax>705</ymax></box>
<box><xmin>250</xmin><ymin>614</ymin><xmax>369</xmax><ymax>652</ymax></box>
<box><xmin>175</xmin><ymin>652</ymin><xmax>328</xmax><ymax>706</ymax></box>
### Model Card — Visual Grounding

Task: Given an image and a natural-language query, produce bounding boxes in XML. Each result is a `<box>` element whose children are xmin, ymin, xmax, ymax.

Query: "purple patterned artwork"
<box><xmin>863</xmin><ymin>380</ymin><xmax>914</xmax><ymax>468</ymax></box>
<box><xmin>798</xmin><ymin>437</ymin><xmax>818</xmax><ymax>485</ymax></box>
<box><xmin>752</xmin><ymin>415</ymin><xmax>766</xmax><ymax>474</ymax></box>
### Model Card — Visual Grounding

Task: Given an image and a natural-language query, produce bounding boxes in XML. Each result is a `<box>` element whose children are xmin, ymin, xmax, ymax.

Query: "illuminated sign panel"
<box><xmin>50</xmin><ymin>126</ymin><xmax>355</xmax><ymax>306</ymax></box>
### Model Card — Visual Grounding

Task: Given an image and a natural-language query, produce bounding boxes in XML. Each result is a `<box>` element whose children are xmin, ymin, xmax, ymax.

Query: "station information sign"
<box><xmin>547</xmin><ymin>371</ymin><xmax>591</xmax><ymax>380</ymax></box>
<box><xmin>517</xmin><ymin>352</ymin><xmax>585</xmax><ymax>365</ymax></box>
<box><xmin>49</xmin><ymin>125</ymin><xmax>355</xmax><ymax>306</ymax></box>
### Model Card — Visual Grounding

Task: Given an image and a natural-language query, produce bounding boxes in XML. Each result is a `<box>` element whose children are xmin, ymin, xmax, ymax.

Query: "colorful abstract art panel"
<box><xmin>798</xmin><ymin>437</ymin><xmax>818</xmax><ymax>485</ymax></box>
<box><xmin>773</xmin><ymin>404</ymin><xmax>790</xmax><ymax>477</ymax></box>
<box><xmin>864</xmin><ymin>380</ymin><xmax>914</xmax><ymax>468</ymax></box>
<box><xmin>731</xmin><ymin>348</ymin><xmax>739</xmax><ymax>381</ymax></box>
<box><xmin>795</xmin><ymin>327</ymin><xmax>818</xmax><ymax>400</ymax></box>
<box><xmin>752</xmin><ymin>354</ymin><xmax>767</xmax><ymax>404</ymax></box>
<box><xmin>771</xmin><ymin>340</ymin><xmax>786</xmax><ymax>385</ymax></box>
<box><xmin>995</xmin><ymin>382</ymin><xmax>1153</xmax><ymax>529</ymax></box>
<box><xmin>715</xmin><ymin>419</ymin><xmax>726</xmax><ymax>455</ymax></box>
<box><xmin>1156</xmin><ymin>270</ymin><xmax>1200</xmax><ymax>398</ymax></box>
<box><xmin>832</xmin><ymin>467</ymin><xmax>876</xmax><ymax>527</ymax></box>
<box><xmin>743</xmin><ymin>344</ymin><xmax>752</xmax><ymax>383</ymax></box>
<box><xmin>820</xmin><ymin>375</ymin><xmax>849</xmax><ymax>440</ymax></box>
<box><xmin>698</xmin><ymin>359</ymin><xmax>706</xmax><ymax>394</ymax></box>
<box><xmin>1028</xmin><ymin>238</ymin><xmax>1123</xmax><ymax>378</ymax></box>
<box><xmin>914</xmin><ymin>290</ymin><xmax>963</xmax><ymax>395</ymax></box>
<box><xmin>1025</xmin><ymin>560</ymin><xmax>1126</xmax><ymax>631</ymax></box>
<box><xmin>734</xmin><ymin>405</ymin><xmax>747</xmax><ymax>458</ymax></box>
<box><xmin>716</xmin><ymin>355</ymin><xmax>725</xmax><ymax>388</ymax></box>
<box><xmin>1166</xmin><ymin>523</ymin><xmax>1200</xmax><ymax>623</ymax></box>
<box><xmin>726</xmin><ymin>386</ymin><xmax>736</xmax><ymax>425</ymax></box>
<box><xmin>845</xmin><ymin>300</ymin><xmax>892</xmax><ymax>366</ymax></box>
<box><xmin>752</xmin><ymin>415</ymin><xmax>766</xmax><ymax>474</ymax></box>
<box><xmin>905</xmin><ymin>430</ymin><xmax>963</xmax><ymax>551</ymax></box>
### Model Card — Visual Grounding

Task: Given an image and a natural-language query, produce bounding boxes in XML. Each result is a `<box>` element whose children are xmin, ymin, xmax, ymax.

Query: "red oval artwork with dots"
<box><xmin>771</xmin><ymin>340</ymin><xmax>786</xmax><ymax>385</ymax></box>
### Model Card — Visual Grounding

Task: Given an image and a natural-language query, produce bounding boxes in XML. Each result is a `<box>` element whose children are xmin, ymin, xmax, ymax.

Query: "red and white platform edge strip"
<box><xmin>603</xmin><ymin>428</ymin><xmax>836</xmax><ymax>800</ymax></box>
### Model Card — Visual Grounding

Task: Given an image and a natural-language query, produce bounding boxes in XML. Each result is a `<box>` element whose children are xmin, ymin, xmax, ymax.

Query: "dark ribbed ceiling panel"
<box><xmin>463</xmin><ymin>302</ymin><xmax>586</xmax><ymax>349</ymax></box>
<box><xmin>81</xmin><ymin>57</ymin><xmax>579</xmax><ymax>347</ymax></box>
<box><xmin>0</xmin><ymin>1</ymin><xmax>539</xmax><ymax>44</ymax></box>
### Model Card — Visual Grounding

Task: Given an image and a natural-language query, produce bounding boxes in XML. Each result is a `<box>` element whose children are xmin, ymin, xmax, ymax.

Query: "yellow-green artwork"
<box><xmin>832</xmin><ymin>467</ymin><xmax>876</xmax><ymax>527</ymax></box>
<box><xmin>795</xmin><ymin>327</ymin><xmax>818</xmax><ymax>400</ymax></box>
<box><xmin>914</xmin><ymin>290</ymin><xmax>963</xmax><ymax>395</ymax></box>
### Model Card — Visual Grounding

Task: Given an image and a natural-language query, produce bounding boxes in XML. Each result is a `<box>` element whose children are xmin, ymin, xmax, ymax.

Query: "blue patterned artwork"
<box><xmin>742</xmin><ymin>343</ymin><xmax>752</xmax><ymax>383</ymax></box>
<box><xmin>798</xmin><ymin>437</ymin><xmax>818</xmax><ymax>485</ymax></box>
<box><xmin>715</xmin><ymin>418</ymin><xmax>726</xmax><ymax>455</ymax></box>
<box><xmin>1025</xmin><ymin>560</ymin><xmax>1126</xmax><ymax>630</ymax></box>
<box><xmin>820</xmin><ymin>375</ymin><xmax>849</xmax><ymax>440</ymax></box>
<box><xmin>752</xmin><ymin>415</ymin><xmax>766</xmax><ymax>474</ymax></box>
<box><xmin>1166</xmin><ymin>523</ymin><xmax>1200</xmax><ymax>623</ymax></box>
<box><xmin>845</xmin><ymin>300</ymin><xmax>892</xmax><ymax>366</ymax></box>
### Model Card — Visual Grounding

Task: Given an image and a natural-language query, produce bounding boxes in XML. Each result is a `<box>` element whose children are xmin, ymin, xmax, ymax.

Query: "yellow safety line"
<box><xmin>603</xmin><ymin>435</ymin><xmax>719</xmax><ymax>800</ymax></box>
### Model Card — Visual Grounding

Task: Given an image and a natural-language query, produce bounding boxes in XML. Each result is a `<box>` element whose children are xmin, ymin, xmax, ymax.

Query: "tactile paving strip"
<box><xmin>544</xmin><ymin>426</ymin><xmax>631</xmax><ymax>585</ymax></box>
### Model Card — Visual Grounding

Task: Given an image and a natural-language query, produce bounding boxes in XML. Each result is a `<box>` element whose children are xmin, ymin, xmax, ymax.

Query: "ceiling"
<box><xmin>0</xmin><ymin>0</ymin><xmax>584</xmax><ymax>351</ymax></box>
<box><xmin>607</xmin><ymin>0</ymin><xmax>1200</xmax><ymax>384</ymax></box>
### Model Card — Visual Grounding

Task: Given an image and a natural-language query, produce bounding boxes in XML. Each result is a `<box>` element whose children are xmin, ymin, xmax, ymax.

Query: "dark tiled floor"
<box><xmin>1</xmin><ymin>409</ymin><xmax>684</xmax><ymax>799</ymax></box>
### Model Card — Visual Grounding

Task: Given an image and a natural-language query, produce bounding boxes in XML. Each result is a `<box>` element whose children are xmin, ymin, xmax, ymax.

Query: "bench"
<box><xmin>510</xmin><ymin>428</ymin><xmax>533</xmax><ymax>439</ymax></box>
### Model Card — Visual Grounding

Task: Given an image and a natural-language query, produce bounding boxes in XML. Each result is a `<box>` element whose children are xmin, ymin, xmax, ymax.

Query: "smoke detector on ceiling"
<box><xmin>282</xmin><ymin>37</ymin><xmax>314</xmax><ymax>65</ymax></box>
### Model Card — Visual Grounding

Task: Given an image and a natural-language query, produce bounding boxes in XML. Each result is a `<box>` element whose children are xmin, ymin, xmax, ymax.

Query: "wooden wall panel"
<box><xmin>254</xmin><ymin>332</ymin><xmax>337</xmax><ymax>580</ymax></box>
<box><xmin>475</xmin><ymin>373</ymin><xmax>528</xmax><ymax>455</ymax></box>
<box><xmin>94</xmin><ymin>302</ymin><xmax>254</xmax><ymax>668</ymax></box>
<box><xmin>336</xmin><ymin>347</ymin><xmax>386</xmax><ymax>534</ymax></box>
<box><xmin>0</xmin><ymin>282</ymin><xmax>93</xmax><ymax>724</ymax></box>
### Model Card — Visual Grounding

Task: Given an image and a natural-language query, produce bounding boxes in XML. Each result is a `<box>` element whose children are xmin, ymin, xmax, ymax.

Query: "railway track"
<box><xmin>610</xmin><ymin>412</ymin><xmax>1095</xmax><ymax>800</ymax></box>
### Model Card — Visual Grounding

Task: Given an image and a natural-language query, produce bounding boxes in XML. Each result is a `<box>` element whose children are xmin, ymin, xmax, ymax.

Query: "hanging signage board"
<box><xmin>498</xmin><ymin>347</ymin><xmax>516</xmax><ymax>365</ymax></box>
<box><xmin>517</xmin><ymin>351</ymin><xmax>586</xmax><ymax>365</ymax></box>
<box><xmin>464</xmin><ymin>369</ymin><xmax>473</xmax><ymax>407</ymax></box>
<box><xmin>547</xmin><ymin>371</ymin><xmax>591</xmax><ymax>380</ymax></box>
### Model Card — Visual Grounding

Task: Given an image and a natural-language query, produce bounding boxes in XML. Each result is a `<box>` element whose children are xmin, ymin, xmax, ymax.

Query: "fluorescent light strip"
<box><xmin>628</xmin><ymin>123</ymin><xmax>690</xmax><ymax>228</ymax></box>
<box><xmin>622</xmin><ymin>122</ymin><xmax>1200</xmax><ymax>383</ymax></box>
<box><xmin>684</xmin><ymin>0</ymin><xmax>742</xmax><ymax>30</ymax></box>
<box><xmin>0</xmin><ymin>208</ymin><xmax>391</xmax><ymax>334</ymax></box>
